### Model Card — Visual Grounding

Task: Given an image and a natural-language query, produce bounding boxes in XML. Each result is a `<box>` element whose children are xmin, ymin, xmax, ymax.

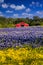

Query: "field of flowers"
<box><xmin>0</xmin><ymin>26</ymin><xmax>43</xmax><ymax>65</ymax></box>
<box><xmin>0</xmin><ymin>46</ymin><xmax>43</xmax><ymax>65</ymax></box>
<box><xmin>0</xmin><ymin>26</ymin><xmax>43</xmax><ymax>49</ymax></box>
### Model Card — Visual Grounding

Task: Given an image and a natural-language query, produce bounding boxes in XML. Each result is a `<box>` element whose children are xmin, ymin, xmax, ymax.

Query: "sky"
<box><xmin>0</xmin><ymin>0</ymin><xmax>43</xmax><ymax>18</ymax></box>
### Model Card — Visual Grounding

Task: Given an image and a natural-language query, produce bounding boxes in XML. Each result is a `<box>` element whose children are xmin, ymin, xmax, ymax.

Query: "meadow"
<box><xmin>0</xmin><ymin>26</ymin><xmax>43</xmax><ymax>65</ymax></box>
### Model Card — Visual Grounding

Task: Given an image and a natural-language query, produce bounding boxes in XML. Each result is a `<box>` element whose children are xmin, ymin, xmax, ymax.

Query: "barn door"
<box><xmin>21</xmin><ymin>25</ymin><xmax>24</xmax><ymax>27</ymax></box>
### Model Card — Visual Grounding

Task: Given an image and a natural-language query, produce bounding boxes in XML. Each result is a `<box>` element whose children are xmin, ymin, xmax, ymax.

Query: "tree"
<box><xmin>33</xmin><ymin>16</ymin><xmax>40</xmax><ymax>21</ymax></box>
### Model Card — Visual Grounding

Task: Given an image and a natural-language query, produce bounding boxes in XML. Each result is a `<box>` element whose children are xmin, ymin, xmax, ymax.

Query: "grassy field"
<box><xmin>0</xmin><ymin>46</ymin><xmax>43</xmax><ymax>65</ymax></box>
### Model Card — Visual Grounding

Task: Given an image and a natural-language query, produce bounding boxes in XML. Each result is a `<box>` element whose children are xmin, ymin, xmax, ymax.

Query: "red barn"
<box><xmin>15</xmin><ymin>21</ymin><xmax>29</xmax><ymax>27</ymax></box>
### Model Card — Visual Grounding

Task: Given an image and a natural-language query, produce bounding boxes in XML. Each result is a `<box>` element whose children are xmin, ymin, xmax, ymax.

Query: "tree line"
<box><xmin>0</xmin><ymin>16</ymin><xmax>43</xmax><ymax>28</ymax></box>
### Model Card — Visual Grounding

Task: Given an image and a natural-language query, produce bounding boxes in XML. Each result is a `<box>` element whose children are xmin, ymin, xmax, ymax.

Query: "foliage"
<box><xmin>0</xmin><ymin>16</ymin><xmax>43</xmax><ymax>28</ymax></box>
